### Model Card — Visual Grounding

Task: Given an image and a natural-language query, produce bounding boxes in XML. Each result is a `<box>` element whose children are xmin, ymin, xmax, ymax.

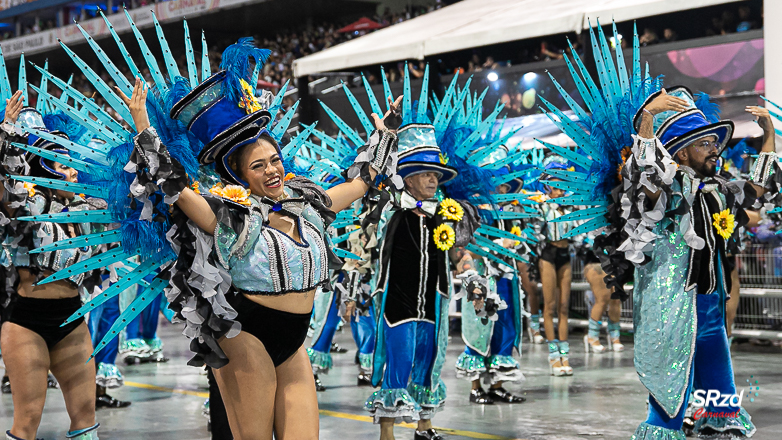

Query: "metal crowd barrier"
<box><xmin>450</xmin><ymin>243</ymin><xmax>782</xmax><ymax>341</ymax></box>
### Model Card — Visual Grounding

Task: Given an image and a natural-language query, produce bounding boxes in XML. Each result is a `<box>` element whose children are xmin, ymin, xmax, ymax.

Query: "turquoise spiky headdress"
<box><xmin>537</xmin><ymin>20</ymin><xmax>661</xmax><ymax>239</ymax></box>
<box><xmin>317</xmin><ymin>63</ymin><xmax>539</xmax><ymax>270</ymax></box>
<box><xmin>8</xmin><ymin>10</ymin><xmax>312</xmax><ymax>361</ymax></box>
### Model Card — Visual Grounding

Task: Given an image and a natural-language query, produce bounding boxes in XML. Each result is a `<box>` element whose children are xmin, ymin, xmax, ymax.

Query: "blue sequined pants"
<box><xmin>311</xmin><ymin>293</ymin><xmax>341</xmax><ymax>353</ymax></box>
<box><xmin>125</xmin><ymin>287</ymin><xmax>163</xmax><ymax>340</ymax></box>
<box><xmin>351</xmin><ymin>305</ymin><xmax>375</xmax><ymax>355</ymax></box>
<box><xmin>382</xmin><ymin>320</ymin><xmax>436</xmax><ymax>390</ymax></box>
<box><xmin>88</xmin><ymin>295</ymin><xmax>120</xmax><ymax>365</ymax></box>
<box><xmin>645</xmin><ymin>292</ymin><xmax>738</xmax><ymax>429</ymax></box>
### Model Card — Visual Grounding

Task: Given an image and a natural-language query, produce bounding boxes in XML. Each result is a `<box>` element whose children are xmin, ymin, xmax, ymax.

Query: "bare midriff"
<box><xmin>549</xmin><ymin>239</ymin><xmax>569</xmax><ymax>249</ymax></box>
<box><xmin>242</xmin><ymin>290</ymin><xmax>317</xmax><ymax>314</ymax></box>
<box><xmin>17</xmin><ymin>268</ymin><xmax>80</xmax><ymax>299</ymax></box>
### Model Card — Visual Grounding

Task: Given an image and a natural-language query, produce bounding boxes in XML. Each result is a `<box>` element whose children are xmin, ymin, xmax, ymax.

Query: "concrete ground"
<box><xmin>1</xmin><ymin>321</ymin><xmax>780</xmax><ymax>440</ymax></box>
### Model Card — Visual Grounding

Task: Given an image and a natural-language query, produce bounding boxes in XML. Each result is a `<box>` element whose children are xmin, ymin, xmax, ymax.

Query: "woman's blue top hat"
<box><xmin>397</xmin><ymin>123</ymin><xmax>457</xmax><ymax>183</ymax></box>
<box><xmin>170</xmin><ymin>38</ymin><xmax>272</xmax><ymax>186</ymax></box>
<box><xmin>633</xmin><ymin>86</ymin><xmax>734</xmax><ymax>156</ymax></box>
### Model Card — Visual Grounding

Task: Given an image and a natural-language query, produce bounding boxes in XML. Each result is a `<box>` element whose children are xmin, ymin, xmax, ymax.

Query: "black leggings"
<box><xmin>5</xmin><ymin>295</ymin><xmax>83</xmax><ymax>349</ymax></box>
<box><xmin>233</xmin><ymin>294</ymin><xmax>312</xmax><ymax>367</ymax></box>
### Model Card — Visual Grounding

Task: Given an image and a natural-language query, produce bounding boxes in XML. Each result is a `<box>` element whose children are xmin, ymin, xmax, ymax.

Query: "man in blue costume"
<box><xmin>365</xmin><ymin>123</ymin><xmax>480</xmax><ymax>440</ymax></box>
<box><xmin>625</xmin><ymin>87</ymin><xmax>778</xmax><ymax>439</ymax></box>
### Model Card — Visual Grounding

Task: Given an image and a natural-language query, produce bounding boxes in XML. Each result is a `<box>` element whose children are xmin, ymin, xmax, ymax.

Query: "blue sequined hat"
<box><xmin>469</xmin><ymin>144</ymin><xmax>521</xmax><ymax>193</ymax></box>
<box><xmin>16</xmin><ymin>107</ymin><xmax>70</xmax><ymax>180</ymax></box>
<box><xmin>170</xmin><ymin>38</ymin><xmax>272</xmax><ymax>186</ymax></box>
<box><xmin>633</xmin><ymin>86</ymin><xmax>734</xmax><ymax>156</ymax></box>
<box><xmin>397</xmin><ymin>123</ymin><xmax>457</xmax><ymax>183</ymax></box>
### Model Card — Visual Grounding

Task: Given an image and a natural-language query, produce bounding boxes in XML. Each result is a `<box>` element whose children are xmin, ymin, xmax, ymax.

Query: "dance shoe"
<box><xmin>314</xmin><ymin>374</ymin><xmax>326</xmax><ymax>392</ymax></box>
<box><xmin>487</xmin><ymin>387</ymin><xmax>526</xmax><ymax>403</ymax></box>
<box><xmin>330</xmin><ymin>343</ymin><xmax>348</xmax><ymax>353</ymax></box>
<box><xmin>469</xmin><ymin>387</ymin><xmax>494</xmax><ymax>404</ymax></box>
<box><xmin>583</xmin><ymin>335</ymin><xmax>606</xmax><ymax>353</ymax></box>
<box><xmin>606</xmin><ymin>336</ymin><xmax>624</xmax><ymax>352</ymax></box>
<box><xmin>96</xmin><ymin>394</ymin><xmax>131</xmax><ymax>409</ymax></box>
<box><xmin>414</xmin><ymin>428</ymin><xmax>444</xmax><ymax>440</ymax></box>
<box><xmin>357</xmin><ymin>372</ymin><xmax>372</xmax><ymax>386</ymax></box>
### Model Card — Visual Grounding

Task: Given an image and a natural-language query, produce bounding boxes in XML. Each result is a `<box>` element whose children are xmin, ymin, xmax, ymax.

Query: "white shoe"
<box><xmin>607</xmin><ymin>337</ymin><xmax>624</xmax><ymax>352</ymax></box>
<box><xmin>528</xmin><ymin>327</ymin><xmax>544</xmax><ymax>344</ymax></box>
<box><xmin>549</xmin><ymin>359</ymin><xmax>567</xmax><ymax>376</ymax></box>
<box><xmin>584</xmin><ymin>335</ymin><xmax>606</xmax><ymax>353</ymax></box>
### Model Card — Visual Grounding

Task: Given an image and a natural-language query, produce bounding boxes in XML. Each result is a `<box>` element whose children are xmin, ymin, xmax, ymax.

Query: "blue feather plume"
<box><xmin>694</xmin><ymin>92</ymin><xmax>721</xmax><ymax>124</ymax></box>
<box><xmin>43</xmin><ymin>112</ymin><xmax>91</xmax><ymax>145</ymax></box>
<box><xmin>219</xmin><ymin>38</ymin><xmax>271</xmax><ymax>106</ymax></box>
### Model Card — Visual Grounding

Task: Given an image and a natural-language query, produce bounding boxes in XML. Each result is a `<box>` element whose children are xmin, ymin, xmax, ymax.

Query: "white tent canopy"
<box><xmin>293</xmin><ymin>0</ymin><xmax>737</xmax><ymax>77</ymax></box>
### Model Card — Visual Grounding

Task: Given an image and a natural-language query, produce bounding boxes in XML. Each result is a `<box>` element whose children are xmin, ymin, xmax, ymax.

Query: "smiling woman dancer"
<box><xmin>118</xmin><ymin>44</ymin><xmax>399</xmax><ymax>438</ymax></box>
<box><xmin>1</xmin><ymin>92</ymin><xmax>100</xmax><ymax>440</ymax></box>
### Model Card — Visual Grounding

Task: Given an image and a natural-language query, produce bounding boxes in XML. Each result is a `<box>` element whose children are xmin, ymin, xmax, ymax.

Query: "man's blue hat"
<box><xmin>633</xmin><ymin>86</ymin><xmax>734</xmax><ymax>156</ymax></box>
<box><xmin>397</xmin><ymin>123</ymin><xmax>457</xmax><ymax>183</ymax></box>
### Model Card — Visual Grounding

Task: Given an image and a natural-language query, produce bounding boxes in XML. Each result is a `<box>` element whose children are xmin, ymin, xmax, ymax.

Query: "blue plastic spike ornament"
<box><xmin>477</xmin><ymin>224</ymin><xmax>530</xmax><ymax>242</ymax></box>
<box><xmin>554</xmin><ymin>195</ymin><xmax>609</xmax><ymax>207</ymax></box>
<box><xmin>331</xmin><ymin>229</ymin><xmax>355</xmax><ymax>245</ymax></box>
<box><xmin>402</xmin><ymin>63</ymin><xmax>412</xmax><ymax>125</ymax></box>
<box><xmin>538</xmin><ymin>97</ymin><xmax>594</xmax><ymax>156</ymax></box>
<box><xmin>466</xmin><ymin>127</ymin><xmax>522</xmax><ymax>166</ymax></box>
<box><xmin>329</xmin><ymin>219</ymin><xmax>360</xmax><ymax>230</ymax></box>
<box><xmin>548</xmin><ymin>206</ymin><xmax>606</xmax><ymax>223</ymax></box>
<box><xmin>542</xmin><ymin>179</ymin><xmax>595</xmax><ymax>194</ymax></box>
<box><xmin>13</xmin><ymin>176</ymin><xmax>108</xmax><ymax>199</ymax></box>
<box><xmin>416</xmin><ymin>64</ymin><xmax>430</xmax><ymax>124</ymax></box>
<box><xmin>31</xmin><ymin>230</ymin><xmax>121</xmax><ymax>255</ymax></box>
<box><xmin>58</xmin><ymin>41</ymin><xmax>134</xmax><ymax>126</ymax></box>
<box><xmin>491</xmin><ymin>169</ymin><xmax>534</xmax><ymax>186</ymax></box>
<box><xmin>441</xmin><ymin>78</ymin><xmax>472</xmax><ymax>131</ymax></box>
<box><xmin>361</xmin><ymin>74</ymin><xmax>383</xmax><ymax>118</ymax></box>
<box><xmin>319</xmin><ymin>100</ymin><xmax>363</xmax><ymax>146</ymax></box>
<box><xmin>125</xmin><ymin>8</ymin><xmax>167</xmax><ymax>93</ymax></box>
<box><xmin>18</xmin><ymin>127</ymin><xmax>110</xmax><ymax>165</ymax></box>
<box><xmin>11</xmin><ymin>143</ymin><xmax>98</xmax><ymax>175</ymax></box>
<box><xmin>466</xmin><ymin>243</ymin><xmax>519</xmax><ymax>268</ymax></box>
<box><xmin>30</xmin><ymin>85</ymin><xmax>128</xmax><ymax>146</ymax></box>
<box><xmin>280</xmin><ymin>123</ymin><xmax>317</xmax><ymax>157</ymax></box>
<box><xmin>301</xmin><ymin>140</ymin><xmax>341</xmax><ymax>163</ymax></box>
<box><xmin>201</xmin><ymin>31</ymin><xmax>211</xmax><ymax>81</ymax></box>
<box><xmin>63</xmin><ymin>255</ymin><xmax>173</xmax><ymax>325</ymax></box>
<box><xmin>100</xmin><ymin>10</ymin><xmax>142</xmax><ymax>81</ymax></box>
<box><xmin>562</xmin><ymin>50</ymin><xmax>597</xmax><ymax>117</ymax></box>
<box><xmin>0</xmin><ymin>44</ymin><xmax>11</xmax><ymax>103</ymax></box>
<box><xmin>250</xmin><ymin>62</ymin><xmax>260</xmax><ymax>96</ymax></box>
<box><xmin>35</xmin><ymin>247</ymin><xmax>137</xmax><ymax>285</ymax></box>
<box><xmin>474</xmin><ymin>235</ymin><xmax>526</xmax><ymax>263</ymax></box>
<box><xmin>270</xmin><ymin>100</ymin><xmax>300</xmax><ymax>142</ymax></box>
<box><xmin>381</xmin><ymin>66</ymin><xmax>392</xmax><ymax>112</ymax></box>
<box><xmin>331</xmin><ymin>247</ymin><xmax>361</xmax><ymax>260</ymax></box>
<box><xmin>36</xmin><ymin>60</ymin><xmax>49</xmax><ymax>113</ymax></box>
<box><xmin>432</xmin><ymin>73</ymin><xmax>460</xmax><ymax>129</ymax></box>
<box><xmin>536</xmin><ymin>139</ymin><xmax>593</xmax><ymax>170</ymax></box>
<box><xmin>307</xmin><ymin>126</ymin><xmax>353</xmax><ymax>157</ymax></box>
<box><xmin>454</xmin><ymin>99</ymin><xmax>502</xmax><ymax>156</ymax></box>
<box><xmin>17</xmin><ymin>210</ymin><xmax>114</xmax><ymax>225</ymax></box>
<box><xmin>492</xmin><ymin>211</ymin><xmax>539</xmax><ymax>220</ymax></box>
<box><xmin>18</xmin><ymin>53</ymin><xmax>27</xmax><ymax>104</ymax></box>
<box><xmin>34</xmin><ymin>67</ymin><xmax>130</xmax><ymax>137</ymax></box>
<box><xmin>538</xmin><ymin>166</ymin><xmax>592</xmax><ymax>184</ymax></box>
<box><xmin>88</xmin><ymin>276</ymin><xmax>169</xmax><ymax>361</ymax></box>
<box><xmin>75</xmin><ymin>22</ymin><xmax>133</xmax><ymax>98</ymax></box>
<box><xmin>341</xmin><ymin>81</ymin><xmax>374</xmax><ymax>135</ymax></box>
<box><xmin>546</xmin><ymin>72</ymin><xmax>589</xmax><ymax>123</ymax></box>
<box><xmin>183</xmin><ymin>20</ymin><xmax>199</xmax><ymax>88</ymax></box>
<box><xmin>564</xmin><ymin>216</ymin><xmax>611</xmax><ymax>239</ymax></box>
<box><xmin>613</xmin><ymin>21</ymin><xmax>630</xmax><ymax>95</ymax></box>
<box><xmin>268</xmin><ymin>80</ymin><xmax>290</xmax><ymax>121</ymax></box>
<box><xmin>492</xmin><ymin>193</ymin><xmax>537</xmax><ymax>205</ymax></box>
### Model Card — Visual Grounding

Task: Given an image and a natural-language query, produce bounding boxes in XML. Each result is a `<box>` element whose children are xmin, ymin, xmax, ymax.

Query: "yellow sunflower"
<box><xmin>433</xmin><ymin>224</ymin><xmax>456</xmax><ymax>251</ymax></box>
<box><xmin>23</xmin><ymin>182</ymin><xmax>35</xmax><ymax>197</ymax></box>
<box><xmin>712</xmin><ymin>209</ymin><xmax>735</xmax><ymax>240</ymax></box>
<box><xmin>220</xmin><ymin>185</ymin><xmax>252</xmax><ymax>206</ymax></box>
<box><xmin>438</xmin><ymin>198</ymin><xmax>464</xmax><ymax>222</ymax></box>
<box><xmin>238</xmin><ymin>79</ymin><xmax>263</xmax><ymax>114</ymax></box>
<box><xmin>510</xmin><ymin>225</ymin><xmax>523</xmax><ymax>246</ymax></box>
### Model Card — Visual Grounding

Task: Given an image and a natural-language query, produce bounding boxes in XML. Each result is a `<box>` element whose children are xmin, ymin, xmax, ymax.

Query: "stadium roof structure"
<box><xmin>293</xmin><ymin>0</ymin><xmax>738</xmax><ymax>77</ymax></box>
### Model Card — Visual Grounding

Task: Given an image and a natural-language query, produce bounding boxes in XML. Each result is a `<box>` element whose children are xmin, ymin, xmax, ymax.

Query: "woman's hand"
<box><xmin>472</xmin><ymin>295</ymin><xmax>485</xmax><ymax>313</ymax></box>
<box><xmin>116</xmin><ymin>78</ymin><xmax>150</xmax><ymax>133</ymax></box>
<box><xmin>3</xmin><ymin>91</ymin><xmax>24</xmax><ymax>125</ymax></box>
<box><xmin>644</xmin><ymin>89</ymin><xmax>689</xmax><ymax>115</ymax></box>
<box><xmin>370</xmin><ymin>95</ymin><xmax>403</xmax><ymax>132</ymax></box>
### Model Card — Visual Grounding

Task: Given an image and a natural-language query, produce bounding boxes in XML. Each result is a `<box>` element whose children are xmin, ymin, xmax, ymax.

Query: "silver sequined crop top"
<box><xmin>214</xmin><ymin>195</ymin><xmax>329</xmax><ymax>295</ymax></box>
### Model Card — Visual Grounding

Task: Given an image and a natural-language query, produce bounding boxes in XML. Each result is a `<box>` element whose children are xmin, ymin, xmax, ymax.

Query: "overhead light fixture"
<box><xmin>487</xmin><ymin>72</ymin><xmax>499</xmax><ymax>82</ymax></box>
<box><xmin>522</xmin><ymin>72</ymin><xmax>537</xmax><ymax>82</ymax></box>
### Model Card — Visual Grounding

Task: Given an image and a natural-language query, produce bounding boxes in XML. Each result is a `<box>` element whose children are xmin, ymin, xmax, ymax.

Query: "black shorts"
<box><xmin>540</xmin><ymin>243</ymin><xmax>571</xmax><ymax>271</ymax></box>
<box><xmin>233</xmin><ymin>294</ymin><xmax>312</xmax><ymax>367</ymax></box>
<box><xmin>5</xmin><ymin>295</ymin><xmax>83</xmax><ymax>349</ymax></box>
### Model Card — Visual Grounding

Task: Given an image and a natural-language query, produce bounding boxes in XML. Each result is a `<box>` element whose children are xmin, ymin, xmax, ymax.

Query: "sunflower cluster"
<box><xmin>433</xmin><ymin>224</ymin><xmax>456</xmax><ymax>251</ymax></box>
<box><xmin>438</xmin><ymin>198</ymin><xmax>464</xmax><ymax>222</ymax></box>
<box><xmin>238</xmin><ymin>79</ymin><xmax>263</xmax><ymax>114</ymax></box>
<box><xmin>23</xmin><ymin>182</ymin><xmax>36</xmax><ymax>197</ymax></box>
